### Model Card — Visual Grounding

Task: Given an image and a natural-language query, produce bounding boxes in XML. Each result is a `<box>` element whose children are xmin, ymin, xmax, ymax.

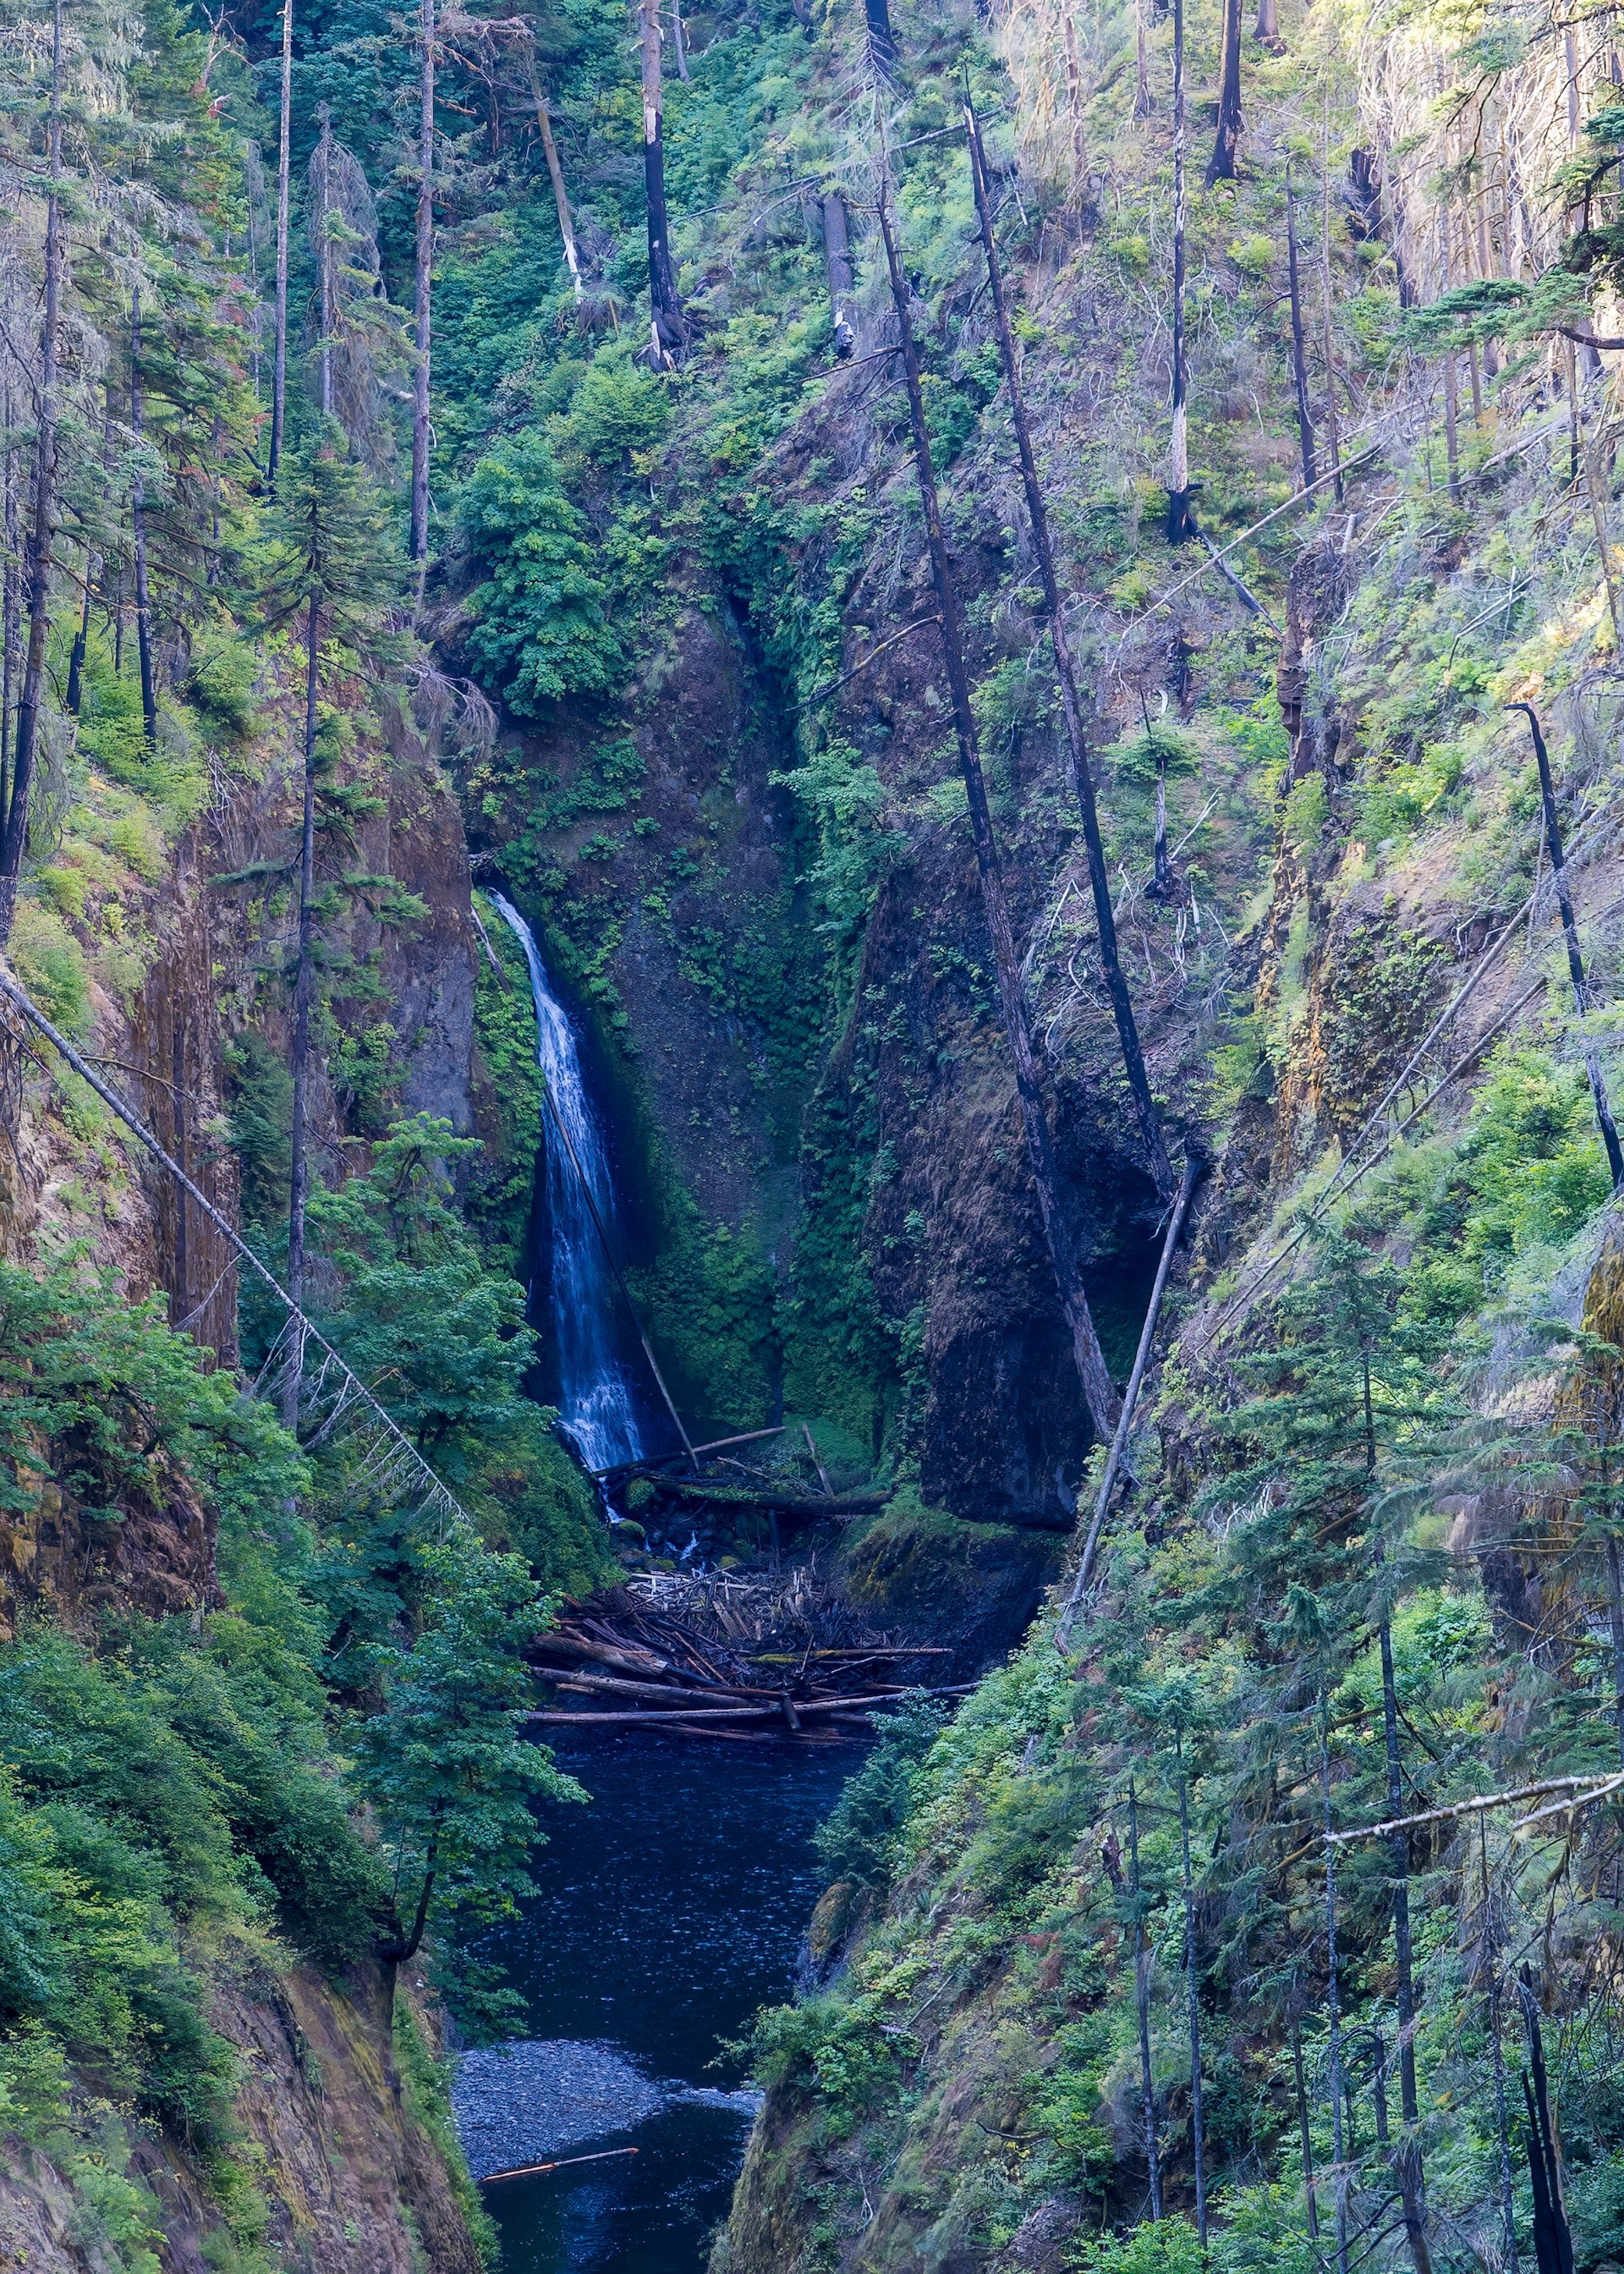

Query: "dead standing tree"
<box><xmin>1287</xmin><ymin>160</ymin><xmax>1316</xmax><ymax>489</ymax></box>
<box><xmin>1206</xmin><ymin>0</ymin><xmax>1243</xmax><ymax>184</ymax></box>
<box><xmin>821</xmin><ymin>189</ymin><xmax>856</xmax><ymax>357</ymax></box>
<box><xmin>639</xmin><ymin>0</ymin><xmax>686</xmax><ymax>365</ymax></box>
<box><xmin>526</xmin><ymin>49</ymin><xmax>585</xmax><ymax>301</ymax></box>
<box><xmin>963</xmin><ymin>93</ymin><xmax>1175</xmax><ymax>1201</ymax></box>
<box><xmin>875</xmin><ymin>168</ymin><xmax>1119</xmax><ymax>1442</ymax></box>
<box><xmin>1506</xmin><ymin>705</ymin><xmax>1624</xmax><ymax>1185</ymax></box>
<box><xmin>1165</xmin><ymin>0</ymin><xmax>1195</xmax><ymax>543</ymax></box>
<box><xmin>269</xmin><ymin>0</ymin><xmax>294</xmax><ymax>481</ymax></box>
<box><xmin>410</xmin><ymin>0</ymin><xmax>435</xmax><ymax>599</ymax></box>
<box><xmin>0</xmin><ymin>0</ymin><xmax>65</xmax><ymax>949</ymax></box>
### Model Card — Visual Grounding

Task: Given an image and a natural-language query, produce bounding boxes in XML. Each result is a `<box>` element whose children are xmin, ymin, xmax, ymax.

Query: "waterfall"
<box><xmin>489</xmin><ymin>893</ymin><xmax>643</xmax><ymax>1473</ymax></box>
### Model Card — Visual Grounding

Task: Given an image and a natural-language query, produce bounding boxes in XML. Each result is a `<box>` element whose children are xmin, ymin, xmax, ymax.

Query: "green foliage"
<box><xmin>630</xmin><ymin>1192</ymin><xmax>780</xmax><ymax>1429</ymax></box>
<box><xmin>749</xmin><ymin>1986</ymin><xmax>905</xmax><ymax>2130</ymax></box>
<box><xmin>260</xmin><ymin>419</ymin><xmax>403</xmax><ymax>651</ymax></box>
<box><xmin>458</xmin><ymin>428</ymin><xmax>621</xmax><ymax>714</ymax></box>
<box><xmin>548</xmin><ymin>354</ymin><xmax>672</xmax><ymax>476</ymax></box>
<box><xmin>0</xmin><ymin>1258</ymin><xmax>304</xmax><ymax>1530</ymax></box>
<box><xmin>183</xmin><ymin>633</ymin><xmax>259</xmax><ymax>742</ymax></box>
<box><xmin>813</xmin><ymin>1697</ymin><xmax>946</xmax><ymax>1889</ymax></box>
<box><xmin>285</xmin><ymin>1114</ymin><xmax>606</xmax><ymax>1594</ymax></box>
<box><xmin>222</xmin><ymin>1032</ymin><xmax>293</xmax><ymax>1232</ymax></box>
<box><xmin>356</xmin><ymin>1528</ymin><xmax>584</xmax><ymax>2035</ymax></box>
<box><xmin>467</xmin><ymin>892</ymin><xmax>546</xmax><ymax>1268</ymax></box>
<box><xmin>1454</xmin><ymin>1050</ymin><xmax>1611</xmax><ymax>1272</ymax></box>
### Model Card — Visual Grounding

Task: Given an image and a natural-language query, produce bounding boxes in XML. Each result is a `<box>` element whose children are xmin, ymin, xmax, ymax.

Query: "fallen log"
<box><xmin>486</xmin><ymin>2148</ymin><xmax>639</xmax><ymax>2183</ymax></box>
<box><xmin>541</xmin><ymin>1668</ymin><xmax>776</xmax><ymax>1706</ymax></box>
<box><xmin>524</xmin><ymin>1683</ymin><xmax>975</xmax><ymax>1728</ymax></box>
<box><xmin>527</xmin><ymin>1703</ymin><xmax>791</xmax><ymax>1727</ymax></box>
<box><xmin>750</xmin><ymin>1646</ymin><xmax>955</xmax><ymax>1664</ymax></box>
<box><xmin>530</xmin><ymin>1632</ymin><xmax>672</xmax><ymax>1679</ymax></box>
<box><xmin>655</xmin><ymin>1480</ymin><xmax>891</xmax><ymax>1519</ymax></box>
<box><xmin>590</xmin><ymin>1425</ymin><xmax>787</xmax><ymax>1482</ymax></box>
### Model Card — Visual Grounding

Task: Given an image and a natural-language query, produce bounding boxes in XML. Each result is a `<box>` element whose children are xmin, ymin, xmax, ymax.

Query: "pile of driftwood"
<box><xmin>526</xmin><ymin>1580</ymin><xmax>969</xmax><ymax>1742</ymax></box>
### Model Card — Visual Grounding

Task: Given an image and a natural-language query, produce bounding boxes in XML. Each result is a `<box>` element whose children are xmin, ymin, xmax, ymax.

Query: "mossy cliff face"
<box><xmin>0</xmin><ymin>684</ymin><xmax>496</xmax><ymax>2268</ymax></box>
<box><xmin>0</xmin><ymin>681</ymin><xmax>491</xmax><ymax>1633</ymax></box>
<box><xmin>0</xmin><ymin>1969</ymin><xmax>478</xmax><ymax>2274</ymax></box>
<box><xmin>461</xmin><ymin>293</ymin><xmax>1275</xmax><ymax>1513</ymax></box>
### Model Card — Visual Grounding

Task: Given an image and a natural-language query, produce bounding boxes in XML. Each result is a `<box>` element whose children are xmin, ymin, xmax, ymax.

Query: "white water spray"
<box><xmin>489</xmin><ymin>893</ymin><xmax>643</xmax><ymax>1473</ymax></box>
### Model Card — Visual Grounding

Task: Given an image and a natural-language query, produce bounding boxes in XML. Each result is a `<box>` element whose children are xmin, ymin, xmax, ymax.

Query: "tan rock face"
<box><xmin>0</xmin><ymin>1967</ymin><xmax>480</xmax><ymax>2274</ymax></box>
<box><xmin>0</xmin><ymin>700</ymin><xmax>488</xmax><ymax>2270</ymax></box>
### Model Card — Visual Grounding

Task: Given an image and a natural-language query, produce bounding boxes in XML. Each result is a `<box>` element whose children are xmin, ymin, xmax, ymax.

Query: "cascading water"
<box><xmin>490</xmin><ymin>893</ymin><xmax>643</xmax><ymax>1474</ymax></box>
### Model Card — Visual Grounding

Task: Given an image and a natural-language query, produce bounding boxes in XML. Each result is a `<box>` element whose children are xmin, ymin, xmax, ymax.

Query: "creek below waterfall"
<box><xmin>461</xmin><ymin>1731</ymin><xmax>858</xmax><ymax>2274</ymax></box>
<box><xmin>458</xmin><ymin>901</ymin><xmax>859</xmax><ymax>2270</ymax></box>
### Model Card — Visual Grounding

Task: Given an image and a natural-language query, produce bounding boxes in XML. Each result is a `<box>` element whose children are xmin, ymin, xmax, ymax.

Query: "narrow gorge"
<box><xmin>3</xmin><ymin>0</ymin><xmax>1624</xmax><ymax>2268</ymax></box>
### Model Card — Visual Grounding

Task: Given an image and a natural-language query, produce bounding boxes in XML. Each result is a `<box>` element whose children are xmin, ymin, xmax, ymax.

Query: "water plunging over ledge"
<box><xmin>489</xmin><ymin>893</ymin><xmax>643</xmax><ymax>1474</ymax></box>
<box><xmin>473</xmin><ymin>903</ymin><xmax>858</xmax><ymax>2269</ymax></box>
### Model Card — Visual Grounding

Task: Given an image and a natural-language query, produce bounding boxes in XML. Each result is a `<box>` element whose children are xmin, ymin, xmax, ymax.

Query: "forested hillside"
<box><xmin>3</xmin><ymin>0</ymin><xmax>1624</xmax><ymax>2262</ymax></box>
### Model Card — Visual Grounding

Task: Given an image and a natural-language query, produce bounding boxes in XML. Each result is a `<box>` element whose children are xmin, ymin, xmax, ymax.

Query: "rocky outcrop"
<box><xmin>0</xmin><ymin>1965</ymin><xmax>480</xmax><ymax>2274</ymax></box>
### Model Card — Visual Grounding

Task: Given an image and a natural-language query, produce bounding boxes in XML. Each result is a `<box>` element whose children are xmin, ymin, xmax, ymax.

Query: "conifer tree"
<box><xmin>410</xmin><ymin>0</ymin><xmax>435</xmax><ymax>594</ymax></box>
<box><xmin>0</xmin><ymin>0</ymin><xmax>65</xmax><ymax>948</ymax></box>
<box><xmin>260</xmin><ymin>420</ymin><xmax>402</xmax><ymax>1424</ymax></box>
<box><xmin>269</xmin><ymin>0</ymin><xmax>294</xmax><ymax>481</ymax></box>
<box><xmin>639</xmin><ymin>0</ymin><xmax>685</xmax><ymax>365</ymax></box>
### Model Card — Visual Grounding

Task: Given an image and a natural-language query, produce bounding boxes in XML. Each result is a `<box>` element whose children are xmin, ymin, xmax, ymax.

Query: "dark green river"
<box><xmin>475</xmin><ymin>1731</ymin><xmax>858</xmax><ymax>2274</ymax></box>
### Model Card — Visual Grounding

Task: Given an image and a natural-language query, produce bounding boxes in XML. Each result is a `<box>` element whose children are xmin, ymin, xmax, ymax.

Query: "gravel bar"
<box><xmin>451</xmin><ymin>2038</ymin><xmax>763</xmax><ymax>2181</ymax></box>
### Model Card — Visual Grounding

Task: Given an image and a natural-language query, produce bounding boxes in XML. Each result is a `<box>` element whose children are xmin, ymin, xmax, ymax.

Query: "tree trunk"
<box><xmin>1061</xmin><ymin>7</ymin><xmax>1088</xmax><ymax>197</ymax></box>
<box><xmin>864</xmin><ymin>0</ymin><xmax>897</xmax><ymax>73</ymax></box>
<box><xmin>315</xmin><ymin>107</ymin><xmax>336</xmax><ymax>418</ymax></box>
<box><xmin>1519</xmin><ymin>1988</ymin><xmax>1575</xmax><ymax>2274</ymax></box>
<box><xmin>283</xmin><ymin>591</ymin><xmax>321</xmax><ymax>1431</ymax></box>
<box><xmin>386</xmin><ymin>1858</ymin><xmax>438</xmax><ymax>1965</ymax></box>
<box><xmin>530</xmin><ymin>69</ymin><xmax>584</xmax><ymax>300</ymax></box>
<box><xmin>410</xmin><ymin>0</ymin><xmax>434</xmax><ymax>594</ymax></box>
<box><xmin>1320</xmin><ymin>116</ymin><xmax>1342</xmax><ymax>503</ymax></box>
<box><xmin>270</xmin><ymin>0</ymin><xmax>294</xmax><ymax>481</ymax></box>
<box><xmin>1605</xmin><ymin>1529</ymin><xmax>1624</xmax><ymax>1769</ymax></box>
<box><xmin>822</xmin><ymin>191</ymin><xmax>856</xmax><ymax>358</ymax></box>
<box><xmin>1205</xmin><ymin>0</ymin><xmax>1243</xmax><ymax>185</ymax></box>
<box><xmin>1134</xmin><ymin>0</ymin><xmax>1152</xmax><ymax>118</ymax></box>
<box><xmin>1255</xmin><ymin>0</ymin><xmax>1279</xmax><ymax>49</ymax></box>
<box><xmin>1378</xmin><ymin>1607</ymin><xmax>1435</xmax><ymax>2274</ymax></box>
<box><xmin>1441</xmin><ymin>351</ymin><xmax>1461</xmax><ymax>503</ymax></box>
<box><xmin>1128</xmin><ymin>1781</ymin><xmax>1163</xmax><ymax>2217</ymax></box>
<box><xmin>1150</xmin><ymin>740</ymin><xmax>1172</xmax><ymax>897</ymax></box>
<box><xmin>1286</xmin><ymin>164</ymin><xmax>1316</xmax><ymax>489</ymax></box>
<box><xmin>669</xmin><ymin>0</ymin><xmax>690</xmax><ymax>81</ymax></box>
<box><xmin>1292</xmin><ymin>2019</ymin><xmax>1320</xmax><ymax>2238</ymax></box>
<box><xmin>1165</xmin><ymin>0</ymin><xmax>1194</xmax><ymax>542</ymax></box>
<box><xmin>875</xmin><ymin>176</ymin><xmax>1119</xmax><ymax>1443</ymax></box>
<box><xmin>639</xmin><ymin>0</ymin><xmax>685</xmax><ymax>365</ymax></box>
<box><xmin>129</xmin><ymin>293</ymin><xmax>158</xmax><ymax>752</ymax></box>
<box><xmin>1479</xmin><ymin>1829</ymin><xmax>1519</xmax><ymax>2274</ymax></box>
<box><xmin>65</xmin><ymin>578</ymin><xmax>90</xmax><ymax>719</ymax></box>
<box><xmin>1320</xmin><ymin>1710</ymin><xmax>1352</xmax><ymax>2274</ymax></box>
<box><xmin>1176</xmin><ymin>1757</ymin><xmax>1208</xmax><ymax>2244</ymax></box>
<box><xmin>172</xmin><ymin>1012</ymin><xmax>189</xmax><ymax>1326</ymax></box>
<box><xmin>1509</xmin><ymin>703</ymin><xmax>1624</xmax><ymax>1186</ymax></box>
<box><xmin>0</xmin><ymin>0</ymin><xmax>65</xmax><ymax>949</ymax></box>
<box><xmin>963</xmin><ymin>96</ymin><xmax>1174</xmax><ymax>1200</ymax></box>
<box><xmin>3</xmin><ymin>403</ymin><xmax>20</xmax><ymax>805</ymax></box>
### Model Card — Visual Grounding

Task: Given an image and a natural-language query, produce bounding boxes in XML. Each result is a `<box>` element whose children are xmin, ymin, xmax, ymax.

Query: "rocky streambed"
<box><xmin>453</xmin><ymin>2039</ymin><xmax>759</xmax><ymax>2182</ymax></box>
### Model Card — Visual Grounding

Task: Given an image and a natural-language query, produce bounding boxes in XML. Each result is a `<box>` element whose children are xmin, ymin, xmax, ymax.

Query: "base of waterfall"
<box><xmin>452</xmin><ymin>2037</ymin><xmax>761</xmax><ymax>2180</ymax></box>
